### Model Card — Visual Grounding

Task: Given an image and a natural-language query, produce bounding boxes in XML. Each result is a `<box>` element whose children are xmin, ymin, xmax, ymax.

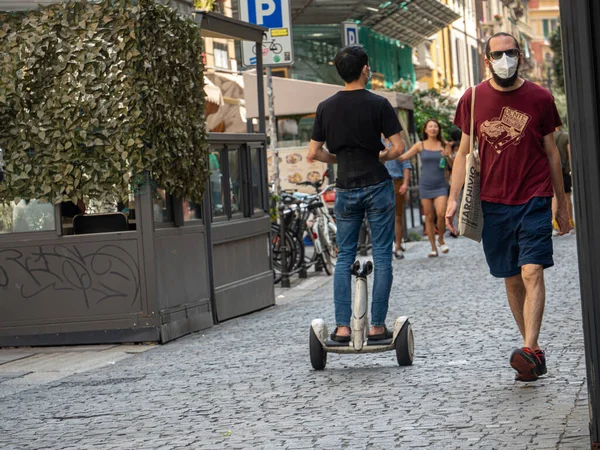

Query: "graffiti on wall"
<box><xmin>0</xmin><ymin>244</ymin><xmax>141</xmax><ymax>308</ymax></box>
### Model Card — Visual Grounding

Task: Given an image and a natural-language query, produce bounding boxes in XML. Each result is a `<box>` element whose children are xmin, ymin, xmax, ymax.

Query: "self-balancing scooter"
<box><xmin>309</xmin><ymin>260</ymin><xmax>414</xmax><ymax>370</ymax></box>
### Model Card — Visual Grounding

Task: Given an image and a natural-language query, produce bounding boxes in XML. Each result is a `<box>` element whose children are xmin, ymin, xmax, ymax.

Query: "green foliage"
<box><xmin>269</xmin><ymin>191</ymin><xmax>279</xmax><ymax>222</ymax></box>
<box><xmin>0</xmin><ymin>0</ymin><xmax>208</xmax><ymax>205</ymax></box>
<box><xmin>553</xmin><ymin>91</ymin><xmax>569</xmax><ymax>130</ymax></box>
<box><xmin>389</xmin><ymin>80</ymin><xmax>457</xmax><ymax>141</ymax></box>
<box><xmin>549</xmin><ymin>26</ymin><xmax>564</xmax><ymax>93</ymax></box>
<box><xmin>138</xmin><ymin>0</ymin><xmax>208</xmax><ymax>201</ymax></box>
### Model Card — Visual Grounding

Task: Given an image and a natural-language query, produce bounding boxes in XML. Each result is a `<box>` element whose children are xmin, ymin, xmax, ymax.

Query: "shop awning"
<box><xmin>357</xmin><ymin>0</ymin><xmax>462</xmax><ymax>48</ymax></box>
<box><xmin>243</xmin><ymin>70</ymin><xmax>413</xmax><ymax>118</ymax></box>
<box><xmin>204</xmin><ymin>76</ymin><xmax>224</xmax><ymax>106</ymax></box>
<box><xmin>205</xmin><ymin>71</ymin><xmax>247</xmax><ymax>133</ymax></box>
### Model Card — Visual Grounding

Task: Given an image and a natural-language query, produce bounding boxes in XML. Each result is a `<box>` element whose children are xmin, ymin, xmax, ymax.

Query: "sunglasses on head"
<box><xmin>488</xmin><ymin>48</ymin><xmax>520</xmax><ymax>60</ymax></box>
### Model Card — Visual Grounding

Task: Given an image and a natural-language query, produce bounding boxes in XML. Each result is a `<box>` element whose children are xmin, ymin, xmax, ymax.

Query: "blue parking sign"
<box><xmin>343</xmin><ymin>23</ymin><xmax>359</xmax><ymax>46</ymax></box>
<box><xmin>240</xmin><ymin>0</ymin><xmax>293</xmax><ymax>66</ymax></box>
<box><xmin>248</xmin><ymin>0</ymin><xmax>283</xmax><ymax>28</ymax></box>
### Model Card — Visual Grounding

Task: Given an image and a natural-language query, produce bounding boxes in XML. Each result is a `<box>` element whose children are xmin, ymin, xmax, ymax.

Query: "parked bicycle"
<box><xmin>270</xmin><ymin>173</ymin><xmax>338</xmax><ymax>283</ymax></box>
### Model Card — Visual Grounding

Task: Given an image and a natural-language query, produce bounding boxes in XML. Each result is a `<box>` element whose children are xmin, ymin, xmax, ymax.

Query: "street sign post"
<box><xmin>239</xmin><ymin>0</ymin><xmax>294</xmax><ymax>194</ymax></box>
<box><xmin>240</xmin><ymin>0</ymin><xmax>294</xmax><ymax>67</ymax></box>
<box><xmin>342</xmin><ymin>22</ymin><xmax>359</xmax><ymax>47</ymax></box>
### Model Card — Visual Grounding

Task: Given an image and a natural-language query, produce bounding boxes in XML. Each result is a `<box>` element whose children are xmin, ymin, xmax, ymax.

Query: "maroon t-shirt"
<box><xmin>454</xmin><ymin>80</ymin><xmax>561</xmax><ymax>205</ymax></box>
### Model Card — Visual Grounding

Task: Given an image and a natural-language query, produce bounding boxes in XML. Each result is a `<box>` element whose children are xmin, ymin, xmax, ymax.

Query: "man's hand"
<box><xmin>379</xmin><ymin>150</ymin><xmax>390</xmax><ymax>161</ymax></box>
<box><xmin>445</xmin><ymin>199</ymin><xmax>459</xmax><ymax>235</ymax></box>
<box><xmin>555</xmin><ymin>201</ymin><xmax>573</xmax><ymax>236</ymax></box>
<box><xmin>399</xmin><ymin>182</ymin><xmax>408</xmax><ymax>195</ymax></box>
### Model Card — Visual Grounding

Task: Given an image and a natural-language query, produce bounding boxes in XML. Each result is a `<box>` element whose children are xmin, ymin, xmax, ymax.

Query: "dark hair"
<box><xmin>450</xmin><ymin>126</ymin><xmax>462</xmax><ymax>142</ymax></box>
<box><xmin>334</xmin><ymin>45</ymin><xmax>369</xmax><ymax>83</ymax></box>
<box><xmin>485</xmin><ymin>32</ymin><xmax>521</xmax><ymax>58</ymax></box>
<box><xmin>422</xmin><ymin>119</ymin><xmax>445</xmax><ymax>145</ymax></box>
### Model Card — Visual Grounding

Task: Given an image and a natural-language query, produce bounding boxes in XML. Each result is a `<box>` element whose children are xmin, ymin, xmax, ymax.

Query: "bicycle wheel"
<box><xmin>328</xmin><ymin>226</ymin><xmax>338</xmax><ymax>259</ymax></box>
<box><xmin>272</xmin><ymin>43</ymin><xmax>283</xmax><ymax>54</ymax></box>
<box><xmin>271</xmin><ymin>224</ymin><xmax>296</xmax><ymax>274</ymax></box>
<box><xmin>318</xmin><ymin>222</ymin><xmax>334</xmax><ymax>275</ymax></box>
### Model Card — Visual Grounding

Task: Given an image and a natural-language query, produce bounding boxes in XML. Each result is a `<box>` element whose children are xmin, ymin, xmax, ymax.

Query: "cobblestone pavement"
<box><xmin>0</xmin><ymin>234</ymin><xmax>589</xmax><ymax>449</ymax></box>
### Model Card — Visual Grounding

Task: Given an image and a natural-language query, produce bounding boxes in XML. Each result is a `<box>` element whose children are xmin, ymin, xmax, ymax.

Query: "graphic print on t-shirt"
<box><xmin>480</xmin><ymin>106</ymin><xmax>532</xmax><ymax>154</ymax></box>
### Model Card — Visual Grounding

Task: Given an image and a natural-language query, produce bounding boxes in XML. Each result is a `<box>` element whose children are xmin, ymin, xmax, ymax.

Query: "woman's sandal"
<box><xmin>428</xmin><ymin>251</ymin><xmax>438</xmax><ymax>258</ymax></box>
<box><xmin>440</xmin><ymin>244</ymin><xmax>449</xmax><ymax>254</ymax></box>
<box><xmin>330</xmin><ymin>327</ymin><xmax>351</xmax><ymax>343</ymax></box>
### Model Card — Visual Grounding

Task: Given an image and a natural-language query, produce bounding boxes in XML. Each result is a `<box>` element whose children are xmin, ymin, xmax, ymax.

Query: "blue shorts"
<box><xmin>481</xmin><ymin>197</ymin><xmax>553</xmax><ymax>278</ymax></box>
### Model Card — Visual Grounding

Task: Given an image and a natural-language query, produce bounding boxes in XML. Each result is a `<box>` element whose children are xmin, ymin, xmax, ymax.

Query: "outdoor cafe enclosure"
<box><xmin>0</xmin><ymin>0</ymin><xmax>273</xmax><ymax>346</ymax></box>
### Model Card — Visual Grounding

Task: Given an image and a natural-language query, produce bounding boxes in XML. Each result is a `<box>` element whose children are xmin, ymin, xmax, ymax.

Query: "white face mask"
<box><xmin>490</xmin><ymin>53</ymin><xmax>519</xmax><ymax>79</ymax></box>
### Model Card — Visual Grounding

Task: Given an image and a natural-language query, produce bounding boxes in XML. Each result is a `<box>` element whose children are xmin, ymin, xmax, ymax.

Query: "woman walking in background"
<box><xmin>400</xmin><ymin>119</ymin><xmax>452</xmax><ymax>257</ymax></box>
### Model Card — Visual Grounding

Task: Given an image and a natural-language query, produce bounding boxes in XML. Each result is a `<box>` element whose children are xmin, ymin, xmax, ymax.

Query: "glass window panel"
<box><xmin>228</xmin><ymin>149</ymin><xmax>242</xmax><ymax>215</ymax></box>
<box><xmin>251</xmin><ymin>147</ymin><xmax>263</xmax><ymax>212</ymax></box>
<box><xmin>0</xmin><ymin>200</ymin><xmax>55</xmax><ymax>233</ymax></box>
<box><xmin>210</xmin><ymin>151</ymin><xmax>225</xmax><ymax>218</ymax></box>
<box><xmin>183</xmin><ymin>199</ymin><xmax>202</xmax><ymax>222</ymax></box>
<box><xmin>152</xmin><ymin>187</ymin><xmax>173</xmax><ymax>223</ymax></box>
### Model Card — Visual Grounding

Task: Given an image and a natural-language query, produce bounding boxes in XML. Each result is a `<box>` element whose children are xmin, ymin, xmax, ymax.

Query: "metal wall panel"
<box><xmin>0</xmin><ymin>235</ymin><xmax>145</xmax><ymax>326</ymax></box>
<box><xmin>211</xmin><ymin>216</ymin><xmax>274</xmax><ymax>322</ymax></box>
<box><xmin>153</xmin><ymin>226</ymin><xmax>213</xmax><ymax>340</ymax></box>
<box><xmin>559</xmin><ymin>0</ymin><xmax>600</xmax><ymax>445</ymax></box>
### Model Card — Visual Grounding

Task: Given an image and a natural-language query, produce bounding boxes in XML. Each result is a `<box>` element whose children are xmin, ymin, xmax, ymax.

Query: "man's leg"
<box><xmin>509</xmin><ymin>197</ymin><xmax>553</xmax><ymax>380</ymax></box>
<box><xmin>365</xmin><ymin>180</ymin><xmax>395</xmax><ymax>333</ymax></box>
<box><xmin>333</xmin><ymin>190</ymin><xmax>364</xmax><ymax>336</ymax></box>
<box><xmin>520</xmin><ymin>264</ymin><xmax>545</xmax><ymax>350</ymax></box>
<box><xmin>504</xmin><ymin>274</ymin><xmax>526</xmax><ymax>339</ymax></box>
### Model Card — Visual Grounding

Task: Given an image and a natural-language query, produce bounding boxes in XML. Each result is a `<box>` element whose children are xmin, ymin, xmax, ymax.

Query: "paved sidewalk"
<box><xmin>0</xmin><ymin>234</ymin><xmax>589</xmax><ymax>449</ymax></box>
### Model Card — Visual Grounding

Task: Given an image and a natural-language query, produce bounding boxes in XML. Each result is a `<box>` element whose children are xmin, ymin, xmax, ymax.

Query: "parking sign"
<box><xmin>240</xmin><ymin>0</ymin><xmax>294</xmax><ymax>66</ymax></box>
<box><xmin>343</xmin><ymin>22</ymin><xmax>359</xmax><ymax>47</ymax></box>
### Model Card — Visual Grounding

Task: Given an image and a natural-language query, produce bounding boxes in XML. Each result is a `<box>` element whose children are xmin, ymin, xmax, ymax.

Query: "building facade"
<box><xmin>415</xmin><ymin>0</ymin><xmax>480</xmax><ymax>100</ymax></box>
<box><xmin>527</xmin><ymin>0</ymin><xmax>560</xmax><ymax>89</ymax></box>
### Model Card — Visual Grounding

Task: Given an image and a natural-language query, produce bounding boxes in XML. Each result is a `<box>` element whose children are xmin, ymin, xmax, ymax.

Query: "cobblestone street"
<box><xmin>0</xmin><ymin>234</ymin><xmax>588</xmax><ymax>449</ymax></box>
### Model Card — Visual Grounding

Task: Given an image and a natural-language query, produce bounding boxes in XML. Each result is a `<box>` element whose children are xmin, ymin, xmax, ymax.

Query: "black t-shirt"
<box><xmin>311</xmin><ymin>89</ymin><xmax>402</xmax><ymax>189</ymax></box>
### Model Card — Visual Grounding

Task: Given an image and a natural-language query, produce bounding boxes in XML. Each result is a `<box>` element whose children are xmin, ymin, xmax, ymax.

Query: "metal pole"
<box><xmin>267</xmin><ymin>66</ymin><xmax>280</xmax><ymax>194</ymax></box>
<box><xmin>279</xmin><ymin>205</ymin><xmax>290</xmax><ymax>288</ymax></box>
<box><xmin>256</xmin><ymin>39</ymin><xmax>266</xmax><ymax>134</ymax></box>
<box><xmin>559</xmin><ymin>0</ymin><xmax>600</xmax><ymax>445</ymax></box>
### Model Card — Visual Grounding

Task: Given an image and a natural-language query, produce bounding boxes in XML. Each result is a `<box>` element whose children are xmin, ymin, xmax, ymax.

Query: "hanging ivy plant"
<box><xmin>0</xmin><ymin>0</ymin><xmax>208</xmax><ymax>205</ymax></box>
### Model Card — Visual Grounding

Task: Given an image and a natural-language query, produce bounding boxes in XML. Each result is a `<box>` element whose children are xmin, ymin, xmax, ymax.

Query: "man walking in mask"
<box><xmin>446</xmin><ymin>32</ymin><xmax>572</xmax><ymax>381</ymax></box>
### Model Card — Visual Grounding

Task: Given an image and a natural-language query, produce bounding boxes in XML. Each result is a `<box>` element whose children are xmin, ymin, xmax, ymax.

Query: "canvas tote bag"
<box><xmin>458</xmin><ymin>85</ymin><xmax>484</xmax><ymax>242</ymax></box>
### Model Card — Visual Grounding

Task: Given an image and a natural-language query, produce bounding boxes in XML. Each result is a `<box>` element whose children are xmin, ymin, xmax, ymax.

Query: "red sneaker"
<box><xmin>510</xmin><ymin>347</ymin><xmax>547</xmax><ymax>382</ymax></box>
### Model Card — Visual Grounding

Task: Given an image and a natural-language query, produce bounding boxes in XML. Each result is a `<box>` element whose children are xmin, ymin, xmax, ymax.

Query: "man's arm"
<box><xmin>307</xmin><ymin>139</ymin><xmax>336</xmax><ymax>164</ymax></box>
<box><xmin>379</xmin><ymin>133</ymin><xmax>405</xmax><ymax>162</ymax></box>
<box><xmin>445</xmin><ymin>132</ymin><xmax>470</xmax><ymax>234</ymax></box>
<box><xmin>399</xmin><ymin>167</ymin><xmax>411</xmax><ymax>195</ymax></box>
<box><xmin>543</xmin><ymin>133</ymin><xmax>572</xmax><ymax>235</ymax></box>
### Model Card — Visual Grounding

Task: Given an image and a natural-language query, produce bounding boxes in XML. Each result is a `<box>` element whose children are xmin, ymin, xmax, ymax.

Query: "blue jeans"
<box><xmin>333</xmin><ymin>179</ymin><xmax>395</xmax><ymax>327</ymax></box>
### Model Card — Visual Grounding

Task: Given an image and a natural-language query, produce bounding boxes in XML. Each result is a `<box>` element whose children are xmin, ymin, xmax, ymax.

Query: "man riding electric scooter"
<box><xmin>307</xmin><ymin>45</ymin><xmax>405</xmax><ymax>344</ymax></box>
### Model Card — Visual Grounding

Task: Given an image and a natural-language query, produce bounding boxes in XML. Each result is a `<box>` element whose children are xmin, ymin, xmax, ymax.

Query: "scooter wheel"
<box><xmin>395</xmin><ymin>321</ymin><xmax>414</xmax><ymax>366</ymax></box>
<box><xmin>309</xmin><ymin>326</ymin><xmax>327</xmax><ymax>370</ymax></box>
